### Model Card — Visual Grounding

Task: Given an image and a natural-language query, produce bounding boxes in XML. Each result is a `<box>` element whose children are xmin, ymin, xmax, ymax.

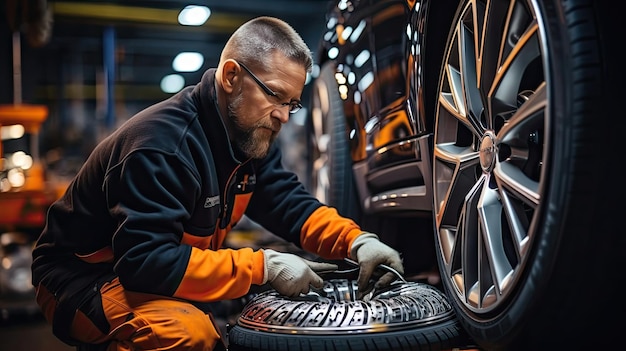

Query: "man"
<box><xmin>31</xmin><ymin>16</ymin><xmax>404</xmax><ymax>350</ymax></box>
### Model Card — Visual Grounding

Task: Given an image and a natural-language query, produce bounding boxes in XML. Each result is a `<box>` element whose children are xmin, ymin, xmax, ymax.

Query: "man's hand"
<box><xmin>263</xmin><ymin>249</ymin><xmax>338</xmax><ymax>297</ymax></box>
<box><xmin>351</xmin><ymin>232</ymin><xmax>404</xmax><ymax>298</ymax></box>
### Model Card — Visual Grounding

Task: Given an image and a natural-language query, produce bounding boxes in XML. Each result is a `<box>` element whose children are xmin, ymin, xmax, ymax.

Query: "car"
<box><xmin>300</xmin><ymin>0</ymin><xmax>622</xmax><ymax>350</ymax></box>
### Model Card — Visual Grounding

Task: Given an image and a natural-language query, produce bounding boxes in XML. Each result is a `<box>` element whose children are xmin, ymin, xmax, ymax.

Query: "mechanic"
<box><xmin>31</xmin><ymin>16</ymin><xmax>404</xmax><ymax>351</ymax></box>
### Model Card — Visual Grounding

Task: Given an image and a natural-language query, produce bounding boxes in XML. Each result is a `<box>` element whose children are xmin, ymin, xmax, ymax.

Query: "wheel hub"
<box><xmin>479</xmin><ymin>131</ymin><xmax>497</xmax><ymax>172</ymax></box>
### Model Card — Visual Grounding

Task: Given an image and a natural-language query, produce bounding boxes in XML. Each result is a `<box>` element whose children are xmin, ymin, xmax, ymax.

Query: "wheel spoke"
<box><xmin>433</xmin><ymin>143</ymin><xmax>479</xmax><ymax>266</ymax></box>
<box><xmin>476</xmin><ymin>176</ymin><xmax>513</xmax><ymax>307</ymax></box>
<box><xmin>488</xmin><ymin>16</ymin><xmax>540</xmax><ymax>114</ymax></box>
<box><xmin>459</xmin><ymin>12</ymin><xmax>484</xmax><ymax>135</ymax></box>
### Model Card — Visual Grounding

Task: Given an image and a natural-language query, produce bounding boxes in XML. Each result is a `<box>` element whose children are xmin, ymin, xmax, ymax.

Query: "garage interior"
<box><xmin>1</xmin><ymin>1</ymin><xmax>479</xmax><ymax>350</ymax></box>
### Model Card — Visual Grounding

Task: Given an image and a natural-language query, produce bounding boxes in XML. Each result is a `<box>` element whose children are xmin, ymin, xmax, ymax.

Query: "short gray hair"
<box><xmin>221</xmin><ymin>16</ymin><xmax>313</xmax><ymax>73</ymax></box>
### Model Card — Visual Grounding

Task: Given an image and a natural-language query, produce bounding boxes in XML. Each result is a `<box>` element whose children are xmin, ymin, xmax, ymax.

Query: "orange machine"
<box><xmin>0</xmin><ymin>103</ymin><xmax>54</xmax><ymax>231</ymax></box>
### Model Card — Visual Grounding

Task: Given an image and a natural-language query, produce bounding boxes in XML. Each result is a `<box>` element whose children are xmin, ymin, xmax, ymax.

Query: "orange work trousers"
<box><xmin>36</xmin><ymin>277</ymin><xmax>226</xmax><ymax>350</ymax></box>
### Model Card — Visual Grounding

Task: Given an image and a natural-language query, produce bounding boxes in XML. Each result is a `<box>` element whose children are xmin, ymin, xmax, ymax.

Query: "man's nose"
<box><xmin>271</xmin><ymin>106</ymin><xmax>290</xmax><ymax>124</ymax></box>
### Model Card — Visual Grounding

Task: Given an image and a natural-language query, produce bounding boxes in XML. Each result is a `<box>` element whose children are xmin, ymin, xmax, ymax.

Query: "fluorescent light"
<box><xmin>178</xmin><ymin>5</ymin><xmax>211</xmax><ymax>26</ymax></box>
<box><xmin>161</xmin><ymin>74</ymin><xmax>185</xmax><ymax>93</ymax></box>
<box><xmin>172</xmin><ymin>52</ymin><xmax>204</xmax><ymax>72</ymax></box>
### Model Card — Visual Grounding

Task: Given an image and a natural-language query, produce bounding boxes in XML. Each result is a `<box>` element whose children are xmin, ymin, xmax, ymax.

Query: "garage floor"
<box><xmin>1</xmin><ymin>317</ymin><xmax>74</xmax><ymax>351</ymax></box>
<box><xmin>0</xmin><ymin>220</ymin><xmax>479</xmax><ymax>350</ymax></box>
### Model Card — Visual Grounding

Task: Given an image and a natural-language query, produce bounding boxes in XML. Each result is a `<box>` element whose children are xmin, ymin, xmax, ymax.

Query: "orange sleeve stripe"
<box><xmin>174</xmin><ymin>247</ymin><xmax>265</xmax><ymax>302</ymax></box>
<box><xmin>300</xmin><ymin>206</ymin><xmax>363</xmax><ymax>260</ymax></box>
<box><xmin>181</xmin><ymin>232</ymin><xmax>213</xmax><ymax>249</ymax></box>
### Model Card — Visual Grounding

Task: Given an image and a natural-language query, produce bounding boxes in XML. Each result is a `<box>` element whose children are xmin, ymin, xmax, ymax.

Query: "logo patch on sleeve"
<box><xmin>204</xmin><ymin>195</ymin><xmax>220</xmax><ymax>208</ymax></box>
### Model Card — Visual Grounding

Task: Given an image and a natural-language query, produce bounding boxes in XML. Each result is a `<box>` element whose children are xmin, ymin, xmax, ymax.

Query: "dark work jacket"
<box><xmin>31</xmin><ymin>69</ymin><xmax>363</xmax><ymax>303</ymax></box>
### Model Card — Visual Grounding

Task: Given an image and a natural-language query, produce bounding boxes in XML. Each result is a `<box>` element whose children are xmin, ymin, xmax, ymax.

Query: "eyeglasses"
<box><xmin>236</xmin><ymin>61</ymin><xmax>303</xmax><ymax>114</ymax></box>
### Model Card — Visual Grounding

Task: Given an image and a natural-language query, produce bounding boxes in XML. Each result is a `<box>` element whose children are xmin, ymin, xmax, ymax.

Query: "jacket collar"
<box><xmin>192</xmin><ymin>69</ymin><xmax>248</xmax><ymax>166</ymax></box>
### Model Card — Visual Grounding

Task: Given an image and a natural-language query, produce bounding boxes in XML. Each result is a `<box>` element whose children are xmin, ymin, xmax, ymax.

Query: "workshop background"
<box><xmin>0</xmin><ymin>1</ymin><xmax>331</xmax><ymax>349</ymax></box>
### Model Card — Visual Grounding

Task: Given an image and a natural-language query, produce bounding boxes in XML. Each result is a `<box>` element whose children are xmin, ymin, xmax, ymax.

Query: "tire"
<box><xmin>228</xmin><ymin>279</ymin><xmax>472</xmax><ymax>351</ymax></box>
<box><xmin>430</xmin><ymin>0</ymin><xmax>623</xmax><ymax>349</ymax></box>
<box><xmin>308</xmin><ymin>62</ymin><xmax>360</xmax><ymax>221</ymax></box>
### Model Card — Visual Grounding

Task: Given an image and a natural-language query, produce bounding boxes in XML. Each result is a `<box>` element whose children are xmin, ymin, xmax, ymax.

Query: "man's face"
<box><xmin>226</xmin><ymin>57</ymin><xmax>306</xmax><ymax>159</ymax></box>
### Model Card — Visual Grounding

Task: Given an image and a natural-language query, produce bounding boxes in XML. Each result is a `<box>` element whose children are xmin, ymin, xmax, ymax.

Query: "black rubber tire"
<box><xmin>430</xmin><ymin>0</ymin><xmax>624</xmax><ymax>349</ymax></box>
<box><xmin>309</xmin><ymin>62</ymin><xmax>361</xmax><ymax>221</ymax></box>
<box><xmin>228</xmin><ymin>323</ymin><xmax>467</xmax><ymax>351</ymax></box>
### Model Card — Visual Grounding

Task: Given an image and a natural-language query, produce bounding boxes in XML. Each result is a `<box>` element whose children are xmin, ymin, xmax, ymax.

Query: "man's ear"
<box><xmin>220</xmin><ymin>60</ymin><xmax>239</xmax><ymax>94</ymax></box>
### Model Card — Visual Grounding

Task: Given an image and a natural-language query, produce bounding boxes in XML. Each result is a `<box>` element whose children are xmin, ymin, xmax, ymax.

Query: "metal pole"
<box><xmin>103</xmin><ymin>26</ymin><xmax>115</xmax><ymax>130</ymax></box>
<box><xmin>12</xmin><ymin>31</ymin><xmax>21</xmax><ymax>105</ymax></box>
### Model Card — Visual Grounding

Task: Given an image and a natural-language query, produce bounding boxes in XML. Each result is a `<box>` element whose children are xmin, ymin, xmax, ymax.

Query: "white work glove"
<box><xmin>351</xmin><ymin>232</ymin><xmax>404</xmax><ymax>298</ymax></box>
<box><xmin>263</xmin><ymin>249</ymin><xmax>339</xmax><ymax>297</ymax></box>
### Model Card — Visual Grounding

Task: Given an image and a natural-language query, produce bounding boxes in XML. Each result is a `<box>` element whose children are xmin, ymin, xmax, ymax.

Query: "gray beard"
<box><xmin>227</xmin><ymin>93</ymin><xmax>274</xmax><ymax>159</ymax></box>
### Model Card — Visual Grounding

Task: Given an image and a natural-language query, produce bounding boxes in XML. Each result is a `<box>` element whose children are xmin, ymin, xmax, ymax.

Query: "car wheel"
<box><xmin>431</xmin><ymin>0</ymin><xmax>622</xmax><ymax>349</ymax></box>
<box><xmin>308</xmin><ymin>62</ymin><xmax>360</xmax><ymax>221</ymax></box>
<box><xmin>228</xmin><ymin>279</ymin><xmax>472</xmax><ymax>351</ymax></box>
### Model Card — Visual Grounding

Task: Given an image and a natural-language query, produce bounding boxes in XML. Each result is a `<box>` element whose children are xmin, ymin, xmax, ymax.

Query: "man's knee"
<box><xmin>138</xmin><ymin>302</ymin><xmax>223</xmax><ymax>350</ymax></box>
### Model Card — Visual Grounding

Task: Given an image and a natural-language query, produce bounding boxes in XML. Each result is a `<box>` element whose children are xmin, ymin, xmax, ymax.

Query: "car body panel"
<box><xmin>311</xmin><ymin>0</ymin><xmax>435</xmax><ymax>215</ymax></box>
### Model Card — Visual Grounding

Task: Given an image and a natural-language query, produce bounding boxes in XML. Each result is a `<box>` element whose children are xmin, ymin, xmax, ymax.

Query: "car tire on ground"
<box><xmin>308</xmin><ymin>62</ymin><xmax>361</xmax><ymax>221</ymax></box>
<box><xmin>227</xmin><ymin>278</ymin><xmax>473</xmax><ymax>351</ymax></box>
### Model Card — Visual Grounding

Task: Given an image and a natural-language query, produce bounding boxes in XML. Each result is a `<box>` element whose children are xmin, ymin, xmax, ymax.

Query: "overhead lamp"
<box><xmin>161</xmin><ymin>74</ymin><xmax>185</xmax><ymax>94</ymax></box>
<box><xmin>178</xmin><ymin>5</ymin><xmax>211</xmax><ymax>26</ymax></box>
<box><xmin>173</xmin><ymin>52</ymin><xmax>204</xmax><ymax>72</ymax></box>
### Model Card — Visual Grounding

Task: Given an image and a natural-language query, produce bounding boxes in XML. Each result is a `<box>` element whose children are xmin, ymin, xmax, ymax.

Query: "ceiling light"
<box><xmin>161</xmin><ymin>74</ymin><xmax>185</xmax><ymax>94</ymax></box>
<box><xmin>173</xmin><ymin>52</ymin><xmax>204</xmax><ymax>72</ymax></box>
<box><xmin>178</xmin><ymin>5</ymin><xmax>211</xmax><ymax>26</ymax></box>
